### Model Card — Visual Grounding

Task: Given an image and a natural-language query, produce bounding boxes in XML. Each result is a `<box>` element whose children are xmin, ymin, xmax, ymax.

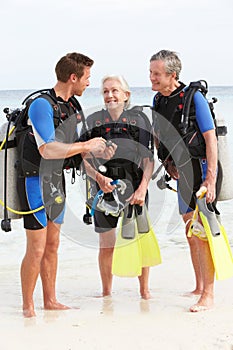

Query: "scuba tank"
<box><xmin>0</xmin><ymin>89</ymin><xmax>85</xmax><ymax>231</ymax></box>
<box><xmin>216</xmin><ymin>117</ymin><xmax>233</xmax><ymax>201</ymax></box>
<box><xmin>0</xmin><ymin>117</ymin><xmax>22</xmax><ymax>222</ymax></box>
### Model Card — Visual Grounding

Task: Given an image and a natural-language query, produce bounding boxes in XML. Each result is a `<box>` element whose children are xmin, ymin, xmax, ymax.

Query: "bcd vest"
<box><xmin>88</xmin><ymin>109</ymin><xmax>140</xmax><ymax>142</ymax></box>
<box><xmin>153</xmin><ymin>83</ymin><xmax>207</xmax><ymax>163</ymax></box>
<box><xmin>85</xmin><ymin>107</ymin><xmax>154</xmax><ymax>181</ymax></box>
<box><xmin>15</xmin><ymin>89</ymin><xmax>83</xmax><ymax>177</ymax></box>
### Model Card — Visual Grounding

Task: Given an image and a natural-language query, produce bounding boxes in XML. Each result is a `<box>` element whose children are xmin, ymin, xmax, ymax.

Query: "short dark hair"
<box><xmin>55</xmin><ymin>52</ymin><xmax>94</xmax><ymax>82</ymax></box>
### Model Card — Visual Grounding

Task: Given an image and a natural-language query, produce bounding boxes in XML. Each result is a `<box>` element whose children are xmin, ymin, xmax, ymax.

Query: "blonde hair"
<box><xmin>101</xmin><ymin>75</ymin><xmax>131</xmax><ymax>108</ymax></box>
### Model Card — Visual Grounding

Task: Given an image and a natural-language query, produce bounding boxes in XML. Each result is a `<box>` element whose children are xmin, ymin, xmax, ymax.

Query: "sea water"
<box><xmin>0</xmin><ymin>87</ymin><xmax>233</xmax><ymax>262</ymax></box>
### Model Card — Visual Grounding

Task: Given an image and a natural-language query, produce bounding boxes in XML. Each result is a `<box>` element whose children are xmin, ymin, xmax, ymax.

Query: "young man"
<box><xmin>150</xmin><ymin>50</ymin><xmax>217</xmax><ymax>312</ymax></box>
<box><xmin>17</xmin><ymin>52</ymin><xmax>107</xmax><ymax>317</ymax></box>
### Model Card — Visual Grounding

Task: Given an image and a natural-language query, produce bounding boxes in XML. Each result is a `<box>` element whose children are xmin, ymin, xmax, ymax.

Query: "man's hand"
<box><xmin>198</xmin><ymin>181</ymin><xmax>216</xmax><ymax>203</ymax></box>
<box><xmin>85</xmin><ymin>137</ymin><xmax>106</xmax><ymax>154</ymax></box>
<box><xmin>101</xmin><ymin>142</ymin><xmax>117</xmax><ymax>159</ymax></box>
<box><xmin>165</xmin><ymin>160</ymin><xmax>179</xmax><ymax>180</ymax></box>
<box><xmin>91</xmin><ymin>141</ymin><xmax>117</xmax><ymax>159</ymax></box>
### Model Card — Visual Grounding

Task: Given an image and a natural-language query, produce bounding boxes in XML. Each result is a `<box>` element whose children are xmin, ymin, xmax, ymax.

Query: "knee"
<box><xmin>26</xmin><ymin>245</ymin><xmax>45</xmax><ymax>265</ymax></box>
<box><xmin>45</xmin><ymin>237</ymin><xmax>60</xmax><ymax>255</ymax></box>
<box><xmin>99</xmin><ymin>229</ymin><xmax>116</xmax><ymax>249</ymax></box>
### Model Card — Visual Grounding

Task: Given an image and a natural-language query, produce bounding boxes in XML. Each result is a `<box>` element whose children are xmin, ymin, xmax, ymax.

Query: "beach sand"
<box><xmin>1</xmin><ymin>224</ymin><xmax>233</xmax><ymax>350</ymax></box>
<box><xmin>0</xmin><ymin>177</ymin><xmax>233</xmax><ymax>350</ymax></box>
<box><xmin>1</xmin><ymin>87</ymin><xmax>233</xmax><ymax>349</ymax></box>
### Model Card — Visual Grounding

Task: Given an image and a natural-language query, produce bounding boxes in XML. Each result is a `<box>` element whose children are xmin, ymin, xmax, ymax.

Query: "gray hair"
<box><xmin>101</xmin><ymin>75</ymin><xmax>131</xmax><ymax>108</ymax></box>
<box><xmin>150</xmin><ymin>50</ymin><xmax>182</xmax><ymax>80</ymax></box>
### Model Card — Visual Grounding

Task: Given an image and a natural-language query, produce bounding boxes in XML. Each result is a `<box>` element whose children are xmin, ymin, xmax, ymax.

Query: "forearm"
<box><xmin>201</xmin><ymin>129</ymin><xmax>218</xmax><ymax>203</ymax></box>
<box><xmin>203</xmin><ymin>130</ymin><xmax>218</xmax><ymax>183</ymax></box>
<box><xmin>82</xmin><ymin>157</ymin><xmax>115</xmax><ymax>193</ymax></box>
<box><xmin>138</xmin><ymin>158</ymin><xmax>154</xmax><ymax>191</ymax></box>
<box><xmin>154</xmin><ymin>134</ymin><xmax>159</xmax><ymax>150</ymax></box>
<box><xmin>39</xmin><ymin>137</ymin><xmax>106</xmax><ymax>160</ymax></box>
<box><xmin>82</xmin><ymin>157</ymin><xmax>98</xmax><ymax>180</ymax></box>
<box><xmin>39</xmin><ymin>141</ymin><xmax>91</xmax><ymax>159</ymax></box>
<box><xmin>128</xmin><ymin>158</ymin><xmax>154</xmax><ymax>205</ymax></box>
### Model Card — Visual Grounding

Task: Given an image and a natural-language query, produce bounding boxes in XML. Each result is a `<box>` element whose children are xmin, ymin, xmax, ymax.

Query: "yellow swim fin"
<box><xmin>135</xmin><ymin>205</ymin><xmax>162</xmax><ymax>267</ymax></box>
<box><xmin>112</xmin><ymin>205</ymin><xmax>142</xmax><ymax>277</ymax></box>
<box><xmin>197</xmin><ymin>198</ymin><xmax>233</xmax><ymax>280</ymax></box>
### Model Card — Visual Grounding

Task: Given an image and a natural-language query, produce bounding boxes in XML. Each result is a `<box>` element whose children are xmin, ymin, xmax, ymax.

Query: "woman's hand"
<box><xmin>96</xmin><ymin>173</ymin><xmax>116</xmax><ymax>193</ymax></box>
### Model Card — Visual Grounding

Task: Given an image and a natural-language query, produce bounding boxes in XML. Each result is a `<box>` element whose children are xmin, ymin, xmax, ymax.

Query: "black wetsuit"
<box><xmin>82</xmin><ymin>107</ymin><xmax>154</xmax><ymax>232</ymax></box>
<box><xmin>153</xmin><ymin>83</ymin><xmax>215</xmax><ymax>214</ymax></box>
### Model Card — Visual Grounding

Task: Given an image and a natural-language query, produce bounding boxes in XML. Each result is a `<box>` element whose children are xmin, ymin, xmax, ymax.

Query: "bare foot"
<box><xmin>94</xmin><ymin>294</ymin><xmax>110</xmax><ymax>299</ymax></box>
<box><xmin>23</xmin><ymin>308</ymin><xmax>36</xmax><ymax>318</ymax></box>
<box><xmin>190</xmin><ymin>304</ymin><xmax>211</xmax><ymax>312</ymax></box>
<box><xmin>94</xmin><ymin>292</ymin><xmax>112</xmax><ymax>298</ymax></box>
<box><xmin>183</xmin><ymin>289</ymin><xmax>203</xmax><ymax>297</ymax></box>
<box><xmin>141</xmin><ymin>291</ymin><xmax>151</xmax><ymax>300</ymax></box>
<box><xmin>190</xmin><ymin>292</ymin><xmax>214</xmax><ymax>312</ymax></box>
<box><xmin>44</xmin><ymin>301</ymin><xmax>70</xmax><ymax>311</ymax></box>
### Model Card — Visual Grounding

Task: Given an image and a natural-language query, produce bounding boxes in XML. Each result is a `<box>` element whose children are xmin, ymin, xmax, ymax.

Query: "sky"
<box><xmin>0</xmin><ymin>0</ymin><xmax>232</xmax><ymax>90</ymax></box>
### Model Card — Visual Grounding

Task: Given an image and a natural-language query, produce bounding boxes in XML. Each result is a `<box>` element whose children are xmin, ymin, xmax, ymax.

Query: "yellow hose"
<box><xmin>0</xmin><ymin>126</ymin><xmax>16</xmax><ymax>151</ymax></box>
<box><xmin>0</xmin><ymin>200</ymin><xmax>44</xmax><ymax>215</ymax></box>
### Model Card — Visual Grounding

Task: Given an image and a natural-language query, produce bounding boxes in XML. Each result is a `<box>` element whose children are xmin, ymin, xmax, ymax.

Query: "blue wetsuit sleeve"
<box><xmin>28</xmin><ymin>97</ymin><xmax>55</xmax><ymax>143</ymax></box>
<box><xmin>193</xmin><ymin>91</ymin><xmax>215</xmax><ymax>133</ymax></box>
